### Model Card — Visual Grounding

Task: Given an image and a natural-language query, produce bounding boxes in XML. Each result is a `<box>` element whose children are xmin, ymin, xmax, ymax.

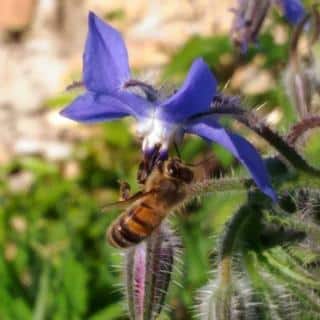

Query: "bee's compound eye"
<box><xmin>167</xmin><ymin>162</ymin><xmax>178</xmax><ymax>177</ymax></box>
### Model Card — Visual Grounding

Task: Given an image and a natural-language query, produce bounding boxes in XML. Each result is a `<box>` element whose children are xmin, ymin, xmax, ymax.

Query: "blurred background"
<box><xmin>0</xmin><ymin>0</ymin><xmax>319</xmax><ymax>319</ymax></box>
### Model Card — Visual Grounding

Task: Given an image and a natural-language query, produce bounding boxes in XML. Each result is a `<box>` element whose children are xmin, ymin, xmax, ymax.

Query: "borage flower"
<box><xmin>60</xmin><ymin>12</ymin><xmax>276</xmax><ymax>201</ymax></box>
<box><xmin>231</xmin><ymin>0</ymin><xmax>306</xmax><ymax>52</ymax></box>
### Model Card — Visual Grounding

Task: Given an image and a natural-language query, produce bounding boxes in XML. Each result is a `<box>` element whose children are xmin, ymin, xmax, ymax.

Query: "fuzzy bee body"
<box><xmin>107</xmin><ymin>159</ymin><xmax>194</xmax><ymax>248</ymax></box>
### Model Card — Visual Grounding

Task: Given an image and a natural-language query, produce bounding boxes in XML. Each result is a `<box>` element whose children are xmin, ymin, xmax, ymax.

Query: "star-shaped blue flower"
<box><xmin>60</xmin><ymin>12</ymin><xmax>276</xmax><ymax>201</ymax></box>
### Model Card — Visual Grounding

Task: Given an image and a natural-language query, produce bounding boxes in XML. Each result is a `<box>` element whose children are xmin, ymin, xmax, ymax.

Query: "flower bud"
<box><xmin>231</xmin><ymin>0</ymin><xmax>271</xmax><ymax>52</ymax></box>
<box><xmin>124</xmin><ymin>224</ymin><xmax>177</xmax><ymax>320</ymax></box>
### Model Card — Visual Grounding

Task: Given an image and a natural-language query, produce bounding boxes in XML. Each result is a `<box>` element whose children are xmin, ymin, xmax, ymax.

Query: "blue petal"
<box><xmin>61</xmin><ymin>91</ymin><xmax>153</xmax><ymax>122</ymax></box>
<box><xmin>185</xmin><ymin>118</ymin><xmax>277</xmax><ymax>201</ymax></box>
<box><xmin>117</xmin><ymin>91</ymin><xmax>154</xmax><ymax>119</ymax></box>
<box><xmin>60</xmin><ymin>92</ymin><xmax>134</xmax><ymax>123</ymax></box>
<box><xmin>157</xmin><ymin>58</ymin><xmax>217</xmax><ymax>123</ymax></box>
<box><xmin>83</xmin><ymin>12</ymin><xmax>130</xmax><ymax>93</ymax></box>
<box><xmin>278</xmin><ymin>0</ymin><xmax>305</xmax><ymax>24</ymax></box>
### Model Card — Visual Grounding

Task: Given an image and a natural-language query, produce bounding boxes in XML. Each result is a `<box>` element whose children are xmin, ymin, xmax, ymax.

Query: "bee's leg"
<box><xmin>137</xmin><ymin>160</ymin><xmax>148</xmax><ymax>185</ymax></box>
<box><xmin>118</xmin><ymin>180</ymin><xmax>131</xmax><ymax>201</ymax></box>
<box><xmin>138</xmin><ymin>144</ymin><xmax>163</xmax><ymax>184</ymax></box>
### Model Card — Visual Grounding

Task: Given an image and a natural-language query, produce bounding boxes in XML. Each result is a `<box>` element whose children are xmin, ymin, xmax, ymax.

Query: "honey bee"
<box><xmin>105</xmin><ymin>158</ymin><xmax>205</xmax><ymax>249</ymax></box>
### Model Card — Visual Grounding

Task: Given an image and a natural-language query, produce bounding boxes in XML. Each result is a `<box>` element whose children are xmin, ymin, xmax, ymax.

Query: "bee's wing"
<box><xmin>101</xmin><ymin>190</ymin><xmax>155</xmax><ymax>212</ymax></box>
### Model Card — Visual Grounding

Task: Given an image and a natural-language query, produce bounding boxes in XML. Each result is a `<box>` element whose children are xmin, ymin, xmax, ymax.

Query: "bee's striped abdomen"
<box><xmin>107</xmin><ymin>201</ymin><xmax>164</xmax><ymax>248</ymax></box>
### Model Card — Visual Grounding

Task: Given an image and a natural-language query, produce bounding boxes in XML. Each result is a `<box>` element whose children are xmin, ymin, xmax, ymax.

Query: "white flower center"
<box><xmin>136</xmin><ymin>116</ymin><xmax>178</xmax><ymax>153</ymax></box>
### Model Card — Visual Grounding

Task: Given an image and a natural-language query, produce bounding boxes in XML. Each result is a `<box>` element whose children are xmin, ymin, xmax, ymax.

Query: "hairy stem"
<box><xmin>262</xmin><ymin>250</ymin><xmax>320</xmax><ymax>289</ymax></box>
<box><xmin>237</xmin><ymin>112</ymin><xmax>320</xmax><ymax>176</ymax></box>
<box><xmin>214</xmin><ymin>202</ymin><xmax>259</xmax><ymax>320</ymax></box>
<box><xmin>286</xmin><ymin>116</ymin><xmax>320</xmax><ymax>145</ymax></box>
<box><xmin>191</xmin><ymin>169</ymin><xmax>320</xmax><ymax>200</ymax></box>
<box><xmin>190</xmin><ymin>177</ymin><xmax>253</xmax><ymax>196</ymax></box>
<box><xmin>279</xmin><ymin>171</ymin><xmax>320</xmax><ymax>190</ymax></box>
<box><xmin>209</xmin><ymin>95</ymin><xmax>320</xmax><ymax>176</ymax></box>
<box><xmin>33</xmin><ymin>263</ymin><xmax>49</xmax><ymax>320</ymax></box>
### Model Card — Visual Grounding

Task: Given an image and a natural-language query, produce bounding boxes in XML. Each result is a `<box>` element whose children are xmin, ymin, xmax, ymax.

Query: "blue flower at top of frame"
<box><xmin>60</xmin><ymin>12</ymin><xmax>276</xmax><ymax>201</ymax></box>
<box><xmin>277</xmin><ymin>0</ymin><xmax>305</xmax><ymax>24</ymax></box>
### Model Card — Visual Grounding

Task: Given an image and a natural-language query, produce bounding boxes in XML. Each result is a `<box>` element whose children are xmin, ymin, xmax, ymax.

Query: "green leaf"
<box><xmin>89</xmin><ymin>303</ymin><xmax>124</xmax><ymax>320</ymax></box>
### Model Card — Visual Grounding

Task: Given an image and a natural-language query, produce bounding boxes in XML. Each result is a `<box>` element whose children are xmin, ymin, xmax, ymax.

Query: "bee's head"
<box><xmin>164</xmin><ymin>158</ymin><xmax>194</xmax><ymax>183</ymax></box>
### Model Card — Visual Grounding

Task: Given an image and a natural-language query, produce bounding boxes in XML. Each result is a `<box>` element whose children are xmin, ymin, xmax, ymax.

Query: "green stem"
<box><xmin>208</xmin><ymin>95</ymin><xmax>320</xmax><ymax>177</ymax></box>
<box><xmin>190</xmin><ymin>169</ymin><xmax>320</xmax><ymax>199</ymax></box>
<box><xmin>190</xmin><ymin>177</ymin><xmax>253</xmax><ymax>195</ymax></box>
<box><xmin>265</xmin><ymin>212</ymin><xmax>320</xmax><ymax>239</ymax></box>
<box><xmin>213</xmin><ymin>203</ymin><xmax>258</xmax><ymax>320</ymax></box>
<box><xmin>33</xmin><ymin>263</ymin><xmax>49</xmax><ymax>320</ymax></box>
<box><xmin>257</xmin><ymin>256</ymin><xmax>320</xmax><ymax>318</ymax></box>
<box><xmin>278</xmin><ymin>171</ymin><xmax>320</xmax><ymax>190</ymax></box>
<box><xmin>286</xmin><ymin>116</ymin><xmax>320</xmax><ymax>145</ymax></box>
<box><xmin>262</xmin><ymin>251</ymin><xmax>320</xmax><ymax>289</ymax></box>
<box><xmin>243</xmin><ymin>252</ymin><xmax>282</xmax><ymax>319</ymax></box>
